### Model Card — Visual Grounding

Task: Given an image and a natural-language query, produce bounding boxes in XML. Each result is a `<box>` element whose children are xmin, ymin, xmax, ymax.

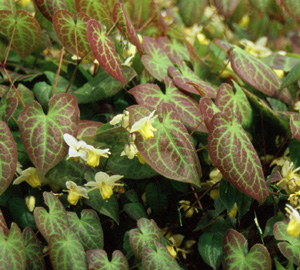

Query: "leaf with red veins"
<box><xmin>168</xmin><ymin>61</ymin><xmax>217</xmax><ymax>97</ymax></box>
<box><xmin>199</xmin><ymin>97</ymin><xmax>220</xmax><ymax>128</ymax></box>
<box><xmin>141</xmin><ymin>36</ymin><xmax>173</xmax><ymax>81</ymax></box>
<box><xmin>18</xmin><ymin>93</ymin><xmax>79</xmax><ymax>179</ymax></box>
<box><xmin>77</xmin><ymin>120</ymin><xmax>103</xmax><ymax>139</ymax></box>
<box><xmin>213</xmin><ymin>0</ymin><xmax>241</xmax><ymax>18</ymax></box>
<box><xmin>129</xmin><ymin>77</ymin><xmax>206</xmax><ymax>132</ymax></box>
<box><xmin>87</xmin><ymin>19</ymin><xmax>125</xmax><ymax>84</ymax></box>
<box><xmin>53</xmin><ymin>10</ymin><xmax>91</xmax><ymax>58</ymax></box>
<box><xmin>208</xmin><ymin>113</ymin><xmax>268</xmax><ymax>204</ymax></box>
<box><xmin>34</xmin><ymin>0</ymin><xmax>68</xmax><ymax>21</ymax></box>
<box><xmin>0</xmin><ymin>97</ymin><xmax>18</xmax><ymax>123</ymax></box>
<box><xmin>113</xmin><ymin>3</ymin><xmax>143</xmax><ymax>55</ymax></box>
<box><xmin>0</xmin><ymin>121</ymin><xmax>17</xmax><ymax>196</ymax></box>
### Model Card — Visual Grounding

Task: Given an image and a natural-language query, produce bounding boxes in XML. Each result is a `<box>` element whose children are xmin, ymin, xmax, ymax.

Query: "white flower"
<box><xmin>63</xmin><ymin>133</ymin><xmax>89</xmax><ymax>161</ymax></box>
<box><xmin>13</xmin><ymin>167</ymin><xmax>41</xmax><ymax>188</ymax></box>
<box><xmin>110</xmin><ymin>111</ymin><xmax>129</xmax><ymax>129</ymax></box>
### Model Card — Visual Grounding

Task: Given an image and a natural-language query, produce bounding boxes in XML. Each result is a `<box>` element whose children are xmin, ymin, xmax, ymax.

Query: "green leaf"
<box><xmin>141</xmin><ymin>36</ymin><xmax>173</xmax><ymax>81</ymax></box>
<box><xmin>0</xmin><ymin>0</ymin><xmax>15</xmax><ymax>13</ymax></box>
<box><xmin>198</xmin><ymin>232</ymin><xmax>223</xmax><ymax>269</ymax></box>
<box><xmin>49</xmin><ymin>229</ymin><xmax>88</xmax><ymax>270</ymax></box>
<box><xmin>230</xmin><ymin>46</ymin><xmax>281</xmax><ymax>97</ymax></box>
<box><xmin>113</xmin><ymin>3</ymin><xmax>143</xmax><ymax>55</ymax></box>
<box><xmin>208</xmin><ymin>113</ymin><xmax>268</xmax><ymax>204</ymax></box>
<box><xmin>0</xmin><ymin>223</ymin><xmax>26</xmax><ymax>270</ymax></box>
<box><xmin>281</xmin><ymin>0</ymin><xmax>300</xmax><ymax>22</ymax></box>
<box><xmin>87</xmin><ymin>250</ymin><xmax>129</xmax><ymax>270</ymax></box>
<box><xmin>23</xmin><ymin>227</ymin><xmax>46</xmax><ymax>270</ymax></box>
<box><xmin>215</xmin><ymin>82</ymin><xmax>253</xmax><ymax>130</ymax></box>
<box><xmin>280</xmin><ymin>60</ymin><xmax>300</xmax><ymax>90</ymax></box>
<box><xmin>129</xmin><ymin>218</ymin><xmax>161</xmax><ymax>260</ymax></box>
<box><xmin>123</xmin><ymin>203</ymin><xmax>147</xmax><ymax>221</ymax></box>
<box><xmin>273</xmin><ymin>221</ymin><xmax>300</xmax><ymax>266</ymax></box>
<box><xmin>261</xmin><ymin>53</ymin><xmax>299</xmax><ymax>72</ymax></box>
<box><xmin>53</xmin><ymin>10</ymin><xmax>91</xmax><ymax>58</ymax></box>
<box><xmin>87</xmin><ymin>19</ymin><xmax>125</xmax><ymax>84</ymax></box>
<box><xmin>71</xmin><ymin>65</ymin><xmax>136</xmax><ymax>104</ymax></box>
<box><xmin>0</xmin><ymin>121</ymin><xmax>17</xmax><ymax>196</ymax></box>
<box><xmin>129</xmin><ymin>77</ymin><xmax>207</xmax><ymax>132</ymax></box>
<box><xmin>178</xmin><ymin>0</ymin><xmax>207</xmax><ymax>27</ymax></box>
<box><xmin>128</xmin><ymin>104</ymin><xmax>202</xmax><ymax>186</ymax></box>
<box><xmin>34</xmin><ymin>192</ymin><xmax>69</xmax><ymax>242</ymax></box>
<box><xmin>142</xmin><ymin>241</ymin><xmax>181</xmax><ymax>270</ymax></box>
<box><xmin>18</xmin><ymin>93</ymin><xmax>79</xmax><ymax>179</ymax></box>
<box><xmin>145</xmin><ymin>182</ymin><xmax>168</xmax><ymax>214</ymax></box>
<box><xmin>67</xmin><ymin>209</ymin><xmax>104</xmax><ymax>250</ymax></box>
<box><xmin>0</xmin><ymin>10</ymin><xmax>41</xmax><ymax>59</ymax></box>
<box><xmin>213</xmin><ymin>0</ymin><xmax>241</xmax><ymax>18</ymax></box>
<box><xmin>223</xmin><ymin>229</ymin><xmax>271</xmax><ymax>270</ymax></box>
<box><xmin>34</xmin><ymin>0</ymin><xmax>68</xmax><ymax>21</ymax></box>
<box><xmin>290</xmin><ymin>113</ymin><xmax>300</xmax><ymax>142</ymax></box>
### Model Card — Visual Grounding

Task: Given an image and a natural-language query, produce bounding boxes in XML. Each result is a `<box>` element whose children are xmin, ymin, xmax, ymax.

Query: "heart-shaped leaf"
<box><xmin>67</xmin><ymin>209</ymin><xmax>104</xmax><ymax>250</ymax></box>
<box><xmin>199</xmin><ymin>97</ymin><xmax>221</xmax><ymax>128</ymax></box>
<box><xmin>53</xmin><ymin>10</ymin><xmax>91</xmax><ymax>58</ymax></box>
<box><xmin>18</xmin><ymin>93</ymin><xmax>79</xmax><ymax>179</ymax></box>
<box><xmin>77</xmin><ymin>120</ymin><xmax>103</xmax><ymax>139</ymax></box>
<box><xmin>0</xmin><ymin>97</ymin><xmax>18</xmax><ymax>123</ymax></box>
<box><xmin>113</xmin><ymin>3</ymin><xmax>143</xmax><ymax>55</ymax></box>
<box><xmin>230</xmin><ymin>46</ymin><xmax>280</xmax><ymax>98</ymax></box>
<box><xmin>0</xmin><ymin>121</ymin><xmax>17</xmax><ymax>196</ymax></box>
<box><xmin>142</xmin><ymin>241</ymin><xmax>181</xmax><ymax>270</ymax></box>
<box><xmin>141</xmin><ymin>36</ymin><xmax>173</xmax><ymax>82</ymax></box>
<box><xmin>128</xmin><ymin>104</ymin><xmax>202</xmax><ymax>186</ymax></box>
<box><xmin>169</xmin><ymin>61</ymin><xmax>217</xmax><ymax>97</ymax></box>
<box><xmin>213</xmin><ymin>0</ymin><xmax>240</xmax><ymax>18</ymax></box>
<box><xmin>23</xmin><ymin>227</ymin><xmax>46</xmax><ymax>270</ymax></box>
<box><xmin>87</xmin><ymin>19</ymin><xmax>125</xmax><ymax>84</ymax></box>
<box><xmin>0</xmin><ymin>10</ymin><xmax>41</xmax><ymax>59</ymax></box>
<box><xmin>87</xmin><ymin>250</ymin><xmax>129</xmax><ymax>270</ymax></box>
<box><xmin>49</xmin><ymin>229</ymin><xmax>88</xmax><ymax>270</ymax></box>
<box><xmin>178</xmin><ymin>0</ymin><xmax>207</xmax><ymax>27</ymax></box>
<box><xmin>273</xmin><ymin>221</ymin><xmax>300</xmax><ymax>266</ymax></box>
<box><xmin>34</xmin><ymin>0</ymin><xmax>68</xmax><ymax>21</ymax></box>
<box><xmin>208</xmin><ymin>112</ymin><xmax>268</xmax><ymax>204</ymax></box>
<box><xmin>34</xmin><ymin>192</ymin><xmax>69</xmax><ymax>242</ymax></box>
<box><xmin>129</xmin><ymin>218</ymin><xmax>161</xmax><ymax>260</ymax></box>
<box><xmin>0</xmin><ymin>223</ymin><xmax>26</xmax><ymax>270</ymax></box>
<box><xmin>129</xmin><ymin>77</ymin><xmax>207</xmax><ymax>132</ymax></box>
<box><xmin>223</xmin><ymin>229</ymin><xmax>271</xmax><ymax>270</ymax></box>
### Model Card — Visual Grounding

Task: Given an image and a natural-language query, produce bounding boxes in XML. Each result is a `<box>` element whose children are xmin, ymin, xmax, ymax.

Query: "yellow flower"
<box><xmin>13</xmin><ymin>167</ymin><xmax>41</xmax><ymax>188</ymax></box>
<box><xmin>85</xmin><ymin>172</ymin><xmax>123</xmax><ymax>200</ymax></box>
<box><xmin>277</xmin><ymin>160</ymin><xmax>300</xmax><ymax>194</ymax></box>
<box><xmin>273</xmin><ymin>69</ymin><xmax>284</xmax><ymax>79</ymax></box>
<box><xmin>17</xmin><ymin>0</ymin><xmax>31</xmax><ymax>6</ymax></box>
<box><xmin>25</xmin><ymin>196</ymin><xmax>36</xmax><ymax>212</ymax></box>
<box><xmin>110</xmin><ymin>110</ymin><xmax>130</xmax><ymax>129</ymax></box>
<box><xmin>239</xmin><ymin>14</ymin><xmax>250</xmax><ymax>30</ymax></box>
<box><xmin>65</xmin><ymin>181</ymin><xmax>89</xmax><ymax>205</ymax></box>
<box><xmin>85</xmin><ymin>146</ymin><xmax>111</xmax><ymax>167</ymax></box>
<box><xmin>130</xmin><ymin>110</ymin><xmax>157</xmax><ymax>140</ymax></box>
<box><xmin>240</xmin><ymin>37</ymin><xmax>272</xmax><ymax>58</ymax></box>
<box><xmin>228</xmin><ymin>203</ymin><xmax>238</xmax><ymax>218</ymax></box>
<box><xmin>286</xmin><ymin>204</ymin><xmax>300</xmax><ymax>237</ymax></box>
<box><xmin>179</xmin><ymin>200</ymin><xmax>199</xmax><ymax>218</ymax></box>
<box><xmin>289</xmin><ymin>191</ymin><xmax>300</xmax><ymax>209</ymax></box>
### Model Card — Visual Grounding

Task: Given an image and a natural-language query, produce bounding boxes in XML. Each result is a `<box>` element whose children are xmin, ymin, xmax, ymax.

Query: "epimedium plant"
<box><xmin>1</xmin><ymin>0</ymin><xmax>300</xmax><ymax>269</ymax></box>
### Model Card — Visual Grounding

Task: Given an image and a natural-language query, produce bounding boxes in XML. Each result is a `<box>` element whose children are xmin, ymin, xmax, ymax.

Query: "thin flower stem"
<box><xmin>53</xmin><ymin>47</ymin><xmax>65</xmax><ymax>96</ymax></box>
<box><xmin>107</xmin><ymin>17</ymin><xmax>119</xmax><ymax>36</ymax></box>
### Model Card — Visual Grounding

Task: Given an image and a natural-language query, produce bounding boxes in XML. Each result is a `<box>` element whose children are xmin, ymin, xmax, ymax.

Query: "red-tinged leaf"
<box><xmin>67</xmin><ymin>209</ymin><xmax>104</xmax><ymax>250</ymax></box>
<box><xmin>0</xmin><ymin>0</ymin><xmax>15</xmax><ymax>13</ymax></box>
<box><xmin>77</xmin><ymin>120</ymin><xmax>103</xmax><ymax>139</ymax></box>
<box><xmin>128</xmin><ymin>105</ymin><xmax>202</xmax><ymax>186</ymax></box>
<box><xmin>290</xmin><ymin>113</ymin><xmax>300</xmax><ymax>142</ymax></box>
<box><xmin>215</xmin><ymin>82</ymin><xmax>253</xmax><ymax>129</ymax></box>
<box><xmin>168</xmin><ymin>61</ymin><xmax>217</xmax><ymax>97</ymax></box>
<box><xmin>223</xmin><ymin>229</ymin><xmax>271</xmax><ymax>270</ymax></box>
<box><xmin>23</xmin><ymin>227</ymin><xmax>46</xmax><ymax>270</ymax></box>
<box><xmin>33</xmin><ymin>0</ymin><xmax>68</xmax><ymax>21</ymax></box>
<box><xmin>261</xmin><ymin>53</ymin><xmax>299</xmax><ymax>72</ymax></box>
<box><xmin>34</xmin><ymin>192</ymin><xmax>68</xmax><ymax>242</ymax></box>
<box><xmin>215</xmin><ymin>39</ymin><xmax>234</xmax><ymax>53</ymax></box>
<box><xmin>230</xmin><ymin>46</ymin><xmax>281</xmax><ymax>97</ymax></box>
<box><xmin>143</xmin><ymin>242</ymin><xmax>181</xmax><ymax>270</ymax></box>
<box><xmin>273</xmin><ymin>221</ymin><xmax>300</xmax><ymax>266</ymax></box>
<box><xmin>0</xmin><ymin>10</ymin><xmax>41</xmax><ymax>59</ymax></box>
<box><xmin>113</xmin><ymin>3</ymin><xmax>143</xmax><ymax>55</ymax></box>
<box><xmin>49</xmin><ymin>229</ymin><xmax>88</xmax><ymax>270</ymax></box>
<box><xmin>87</xmin><ymin>19</ymin><xmax>125</xmax><ymax>84</ymax></box>
<box><xmin>157</xmin><ymin>37</ymin><xmax>189</xmax><ymax>63</ymax></box>
<box><xmin>208</xmin><ymin>113</ymin><xmax>268</xmax><ymax>204</ymax></box>
<box><xmin>141</xmin><ymin>36</ymin><xmax>173</xmax><ymax>82</ymax></box>
<box><xmin>0</xmin><ymin>121</ymin><xmax>17</xmax><ymax>196</ymax></box>
<box><xmin>53</xmin><ymin>10</ymin><xmax>91</xmax><ymax>58</ymax></box>
<box><xmin>213</xmin><ymin>0</ymin><xmax>241</xmax><ymax>18</ymax></box>
<box><xmin>76</xmin><ymin>0</ymin><xmax>112</xmax><ymax>27</ymax></box>
<box><xmin>199</xmin><ymin>97</ymin><xmax>220</xmax><ymax>128</ymax></box>
<box><xmin>0</xmin><ymin>97</ymin><xmax>18</xmax><ymax>122</ymax></box>
<box><xmin>87</xmin><ymin>250</ymin><xmax>129</xmax><ymax>270</ymax></box>
<box><xmin>178</xmin><ymin>0</ymin><xmax>207</xmax><ymax>27</ymax></box>
<box><xmin>129</xmin><ymin>218</ymin><xmax>161</xmax><ymax>260</ymax></box>
<box><xmin>281</xmin><ymin>0</ymin><xmax>300</xmax><ymax>22</ymax></box>
<box><xmin>0</xmin><ymin>223</ymin><xmax>26</xmax><ymax>270</ymax></box>
<box><xmin>0</xmin><ymin>209</ymin><xmax>8</xmax><ymax>236</ymax></box>
<box><xmin>129</xmin><ymin>77</ymin><xmax>207</xmax><ymax>132</ymax></box>
<box><xmin>18</xmin><ymin>93</ymin><xmax>79</xmax><ymax>179</ymax></box>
